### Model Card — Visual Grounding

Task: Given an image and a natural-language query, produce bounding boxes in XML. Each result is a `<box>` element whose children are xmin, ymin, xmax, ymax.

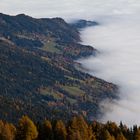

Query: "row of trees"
<box><xmin>0</xmin><ymin>115</ymin><xmax>140</xmax><ymax>140</ymax></box>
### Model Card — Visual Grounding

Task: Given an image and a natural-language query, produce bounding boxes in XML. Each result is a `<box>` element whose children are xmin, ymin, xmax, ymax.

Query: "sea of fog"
<box><xmin>79</xmin><ymin>15</ymin><xmax>140</xmax><ymax>126</ymax></box>
<box><xmin>2</xmin><ymin>0</ymin><xmax>140</xmax><ymax>126</ymax></box>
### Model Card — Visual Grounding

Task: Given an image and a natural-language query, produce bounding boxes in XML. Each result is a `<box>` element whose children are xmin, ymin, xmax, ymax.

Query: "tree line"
<box><xmin>0</xmin><ymin>115</ymin><xmax>140</xmax><ymax>140</ymax></box>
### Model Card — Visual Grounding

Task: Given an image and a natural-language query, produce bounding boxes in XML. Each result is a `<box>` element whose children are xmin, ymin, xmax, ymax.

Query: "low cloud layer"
<box><xmin>2</xmin><ymin>0</ymin><xmax>140</xmax><ymax>126</ymax></box>
<box><xmin>80</xmin><ymin>15</ymin><xmax>140</xmax><ymax>126</ymax></box>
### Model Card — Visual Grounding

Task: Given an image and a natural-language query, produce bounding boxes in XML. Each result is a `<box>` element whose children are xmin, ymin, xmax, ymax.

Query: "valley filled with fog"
<box><xmin>1</xmin><ymin>0</ymin><xmax>140</xmax><ymax>125</ymax></box>
<box><xmin>80</xmin><ymin>15</ymin><xmax>140</xmax><ymax>126</ymax></box>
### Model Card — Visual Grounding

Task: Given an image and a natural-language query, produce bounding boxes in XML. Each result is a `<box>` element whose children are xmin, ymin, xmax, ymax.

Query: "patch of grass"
<box><xmin>40</xmin><ymin>87</ymin><xmax>63</xmax><ymax>100</ymax></box>
<box><xmin>42</xmin><ymin>41</ymin><xmax>61</xmax><ymax>53</ymax></box>
<box><xmin>66</xmin><ymin>97</ymin><xmax>77</xmax><ymax>104</ymax></box>
<box><xmin>62</xmin><ymin>85</ymin><xmax>85</xmax><ymax>97</ymax></box>
<box><xmin>65</xmin><ymin>76</ymin><xmax>81</xmax><ymax>82</ymax></box>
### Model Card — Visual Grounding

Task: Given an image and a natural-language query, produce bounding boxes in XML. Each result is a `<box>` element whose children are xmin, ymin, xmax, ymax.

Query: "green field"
<box><xmin>62</xmin><ymin>85</ymin><xmax>85</xmax><ymax>97</ymax></box>
<box><xmin>42</xmin><ymin>41</ymin><xmax>61</xmax><ymax>53</ymax></box>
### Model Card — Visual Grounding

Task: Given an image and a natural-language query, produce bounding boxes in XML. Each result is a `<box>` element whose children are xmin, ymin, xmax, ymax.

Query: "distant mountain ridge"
<box><xmin>71</xmin><ymin>19</ymin><xmax>99</xmax><ymax>29</ymax></box>
<box><xmin>0</xmin><ymin>13</ymin><xmax>118</xmax><ymax>123</ymax></box>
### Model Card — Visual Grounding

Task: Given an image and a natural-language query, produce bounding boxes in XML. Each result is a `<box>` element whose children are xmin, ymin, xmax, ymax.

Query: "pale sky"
<box><xmin>1</xmin><ymin>0</ymin><xmax>140</xmax><ymax>19</ymax></box>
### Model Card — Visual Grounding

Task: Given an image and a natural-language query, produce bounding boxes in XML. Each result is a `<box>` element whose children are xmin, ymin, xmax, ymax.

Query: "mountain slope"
<box><xmin>0</xmin><ymin>13</ymin><xmax>118</xmax><ymax>122</ymax></box>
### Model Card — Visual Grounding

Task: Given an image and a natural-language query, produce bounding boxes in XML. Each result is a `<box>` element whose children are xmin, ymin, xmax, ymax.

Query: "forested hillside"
<box><xmin>0</xmin><ymin>13</ymin><xmax>118</xmax><ymax>122</ymax></box>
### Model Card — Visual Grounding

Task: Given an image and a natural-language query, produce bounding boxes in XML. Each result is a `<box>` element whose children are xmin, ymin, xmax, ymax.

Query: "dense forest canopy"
<box><xmin>0</xmin><ymin>115</ymin><xmax>139</xmax><ymax>140</ymax></box>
